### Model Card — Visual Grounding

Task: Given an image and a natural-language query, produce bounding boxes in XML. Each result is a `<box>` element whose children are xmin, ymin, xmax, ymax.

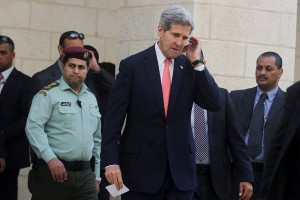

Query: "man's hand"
<box><xmin>0</xmin><ymin>158</ymin><xmax>6</xmax><ymax>173</ymax></box>
<box><xmin>47</xmin><ymin>158</ymin><xmax>67</xmax><ymax>182</ymax></box>
<box><xmin>185</xmin><ymin>36</ymin><xmax>202</xmax><ymax>65</ymax></box>
<box><xmin>105</xmin><ymin>165</ymin><xmax>123</xmax><ymax>190</ymax></box>
<box><xmin>88</xmin><ymin>51</ymin><xmax>100</xmax><ymax>72</ymax></box>
<box><xmin>95</xmin><ymin>180</ymin><xmax>100</xmax><ymax>193</ymax></box>
<box><xmin>239</xmin><ymin>181</ymin><xmax>253</xmax><ymax>200</ymax></box>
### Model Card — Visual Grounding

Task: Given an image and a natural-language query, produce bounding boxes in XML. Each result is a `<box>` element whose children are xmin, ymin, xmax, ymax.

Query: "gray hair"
<box><xmin>159</xmin><ymin>5</ymin><xmax>194</xmax><ymax>32</ymax></box>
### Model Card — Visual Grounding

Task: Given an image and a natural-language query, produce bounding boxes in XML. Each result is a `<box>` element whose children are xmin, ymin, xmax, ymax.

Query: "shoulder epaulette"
<box><xmin>43</xmin><ymin>82</ymin><xmax>59</xmax><ymax>90</ymax></box>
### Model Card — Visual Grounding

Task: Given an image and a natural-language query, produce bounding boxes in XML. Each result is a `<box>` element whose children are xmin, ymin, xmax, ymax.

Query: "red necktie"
<box><xmin>162</xmin><ymin>58</ymin><xmax>171</xmax><ymax>116</ymax></box>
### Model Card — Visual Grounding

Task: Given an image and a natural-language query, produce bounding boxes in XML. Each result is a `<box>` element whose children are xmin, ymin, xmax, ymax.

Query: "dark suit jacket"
<box><xmin>101</xmin><ymin>45</ymin><xmax>220</xmax><ymax>193</ymax></box>
<box><xmin>230</xmin><ymin>86</ymin><xmax>286</xmax><ymax>159</ymax></box>
<box><xmin>206</xmin><ymin>88</ymin><xmax>253</xmax><ymax>199</ymax></box>
<box><xmin>259</xmin><ymin>82</ymin><xmax>300</xmax><ymax>200</ymax></box>
<box><xmin>31</xmin><ymin>59</ymin><xmax>115</xmax><ymax>117</ymax></box>
<box><xmin>0</xmin><ymin>68</ymin><xmax>33</xmax><ymax>169</ymax></box>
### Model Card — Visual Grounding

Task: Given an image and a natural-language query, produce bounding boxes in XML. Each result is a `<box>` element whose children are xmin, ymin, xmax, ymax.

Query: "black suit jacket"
<box><xmin>230</xmin><ymin>86</ymin><xmax>286</xmax><ymax>159</ymax></box>
<box><xmin>259</xmin><ymin>82</ymin><xmax>300</xmax><ymax>200</ymax></box>
<box><xmin>101</xmin><ymin>45</ymin><xmax>220</xmax><ymax>193</ymax></box>
<box><xmin>206</xmin><ymin>88</ymin><xmax>253</xmax><ymax>199</ymax></box>
<box><xmin>32</xmin><ymin>59</ymin><xmax>114</xmax><ymax>117</ymax></box>
<box><xmin>0</xmin><ymin>68</ymin><xmax>33</xmax><ymax>169</ymax></box>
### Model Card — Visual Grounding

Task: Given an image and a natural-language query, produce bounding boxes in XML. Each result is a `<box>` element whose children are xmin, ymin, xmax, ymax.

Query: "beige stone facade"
<box><xmin>0</xmin><ymin>0</ymin><xmax>298</xmax><ymax>199</ymax></box>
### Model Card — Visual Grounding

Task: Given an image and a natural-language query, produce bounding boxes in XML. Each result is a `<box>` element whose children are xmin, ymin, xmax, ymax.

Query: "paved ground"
<box><xmin>18</xmin><ymin>167</ymin><xmax>120</xmax><ymax>200</ymax></box>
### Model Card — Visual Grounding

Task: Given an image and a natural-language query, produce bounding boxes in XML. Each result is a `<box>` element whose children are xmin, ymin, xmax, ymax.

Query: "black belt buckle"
<box><xmin>252</xmin><ymin>162</ymin><xmax>263</xmax><ymax>172</ymax></box>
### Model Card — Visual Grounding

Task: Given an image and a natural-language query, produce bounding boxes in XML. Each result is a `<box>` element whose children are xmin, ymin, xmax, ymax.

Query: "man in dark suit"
<box><xmin>101</xmin><ymin>5</ymin><xmax>220</xmax><ymax>200</ymax></box>
<box><xmin>192</xmin><ymin>88</ymin><xmax>253</xmax><ymax>200</ymax></box>
<box><xmin>0</xmin><ymin>35</ymin><xmax>33</xmax><ymax>200</ymax></box>
<box><xmin>230</xmin><ymin>51</ymin><xmax>286</xmax><ymax>199</ymax></box>
<box><xmin>259</xmin><ymin>81</ymin><xmax>300</xmax><ymax>200</ymax></box>
<box><xmin>31</xmin><ymin>31</ymin><xmax>114</xmax><ymax>198</ymax></box>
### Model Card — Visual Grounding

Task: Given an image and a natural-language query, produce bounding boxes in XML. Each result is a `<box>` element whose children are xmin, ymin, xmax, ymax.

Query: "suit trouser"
<box><xmin>122</xmin><ymin>164</ymin><xmax>194</xmax><ymax>200</ymax></box>
<box><xmin>251</xmin><ymin>170</ymin><xmax>262</xmax><ymax>200</ymax></box>
<box><xmin>28</xmin><ymin>165</ymin><xmax>97</xmax><ymax>200</ymax></box>
<box><xmin>0</xmin><ymin>169</ymin><xmax>20</xmax><ymax>200</ymax></box>
<box><xmin>193</xmin><ymin>164</ymin><xmax>222</xmax><ymax>200</ymax></box>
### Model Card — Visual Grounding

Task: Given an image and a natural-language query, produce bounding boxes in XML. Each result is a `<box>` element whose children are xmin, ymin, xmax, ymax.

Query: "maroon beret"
<box><xmin>63</xmin><ymin>46</ymin><xmax>92</xmax><ymax>61</ymax></box>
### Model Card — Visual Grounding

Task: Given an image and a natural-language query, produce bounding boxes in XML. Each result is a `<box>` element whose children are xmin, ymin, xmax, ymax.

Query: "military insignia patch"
<box><xmin>43</xmin><ymin>82</ymin><xmax>59</xmax><ymax>90</ymax></box>
<box><xmin>38</xmin><ymin>91</ymin><xmax>47</xmax><ymax>96</ymax></box>
<box><xmin>84</xmin><ymin>52</ymin><xmax>89</xmax><ymax>58</ymax></box>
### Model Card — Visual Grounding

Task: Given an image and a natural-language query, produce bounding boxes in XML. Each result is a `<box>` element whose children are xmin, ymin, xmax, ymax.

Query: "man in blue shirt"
<box><xmin>230</xmin><ymin>51</ymin><xmax>286</xmax><ymax>199</ymax></box>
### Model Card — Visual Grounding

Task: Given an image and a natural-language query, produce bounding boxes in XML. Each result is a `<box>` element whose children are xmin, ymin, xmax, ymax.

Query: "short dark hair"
<box><xmin>0</xmin><ymin>35</ymin><xmax>15</xmax><ymax>51</ymax></box>
<box><xmin>59</xmin><ymin>31</ymin><xmax>85</xmax><ymax>47</ymax></box>
<box><xmin>257</xmin><ymin>51</ymin><xmax>282</xmax><ymax>69</ymax></box>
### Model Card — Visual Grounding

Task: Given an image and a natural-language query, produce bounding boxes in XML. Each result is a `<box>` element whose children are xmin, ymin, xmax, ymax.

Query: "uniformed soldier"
<box><xmin>26</xmin><ymin>46</ymin><xmax>101</xmax><ymax>200</ymax></box>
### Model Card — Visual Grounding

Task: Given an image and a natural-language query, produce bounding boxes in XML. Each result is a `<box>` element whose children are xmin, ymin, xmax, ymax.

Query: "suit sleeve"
<box><xmin>88</xmin><ymin>68</ymin><xmax>114</xmax><ymax>116</ymax></box>
<box><xmin>224</xmin><ymin>89</ymin><xmax>254</xmax><ymax>183</ymax></box>
<box><xmin>194</xmin><ymin>67</ymin><xmax>221</xmax><ymax>111</ymax></box>
<box><xmin>0</xmin><ymin>143</ymin><xmax>4</xmax><ymax>158</ymax></box>
<box><xmin>0</xmin><ymin>76</ymin><xmax>33</xmax><ymax>143</ymax></box>
<box><xmin>101</xmin><ymin>60</ymin><xmax>131</xmax><ymax>168</ymax></box>
<box><xmin>259</xmin><ymin>85</ymin><xmax>296</xmax><ymax>198</ymax></box>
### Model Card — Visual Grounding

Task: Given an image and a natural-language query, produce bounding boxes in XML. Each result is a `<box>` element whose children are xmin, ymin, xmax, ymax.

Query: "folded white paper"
<box><xmin>105</xmin><ymin>184</ymin><xmax>129</xmax><ymax>197</ymax></box>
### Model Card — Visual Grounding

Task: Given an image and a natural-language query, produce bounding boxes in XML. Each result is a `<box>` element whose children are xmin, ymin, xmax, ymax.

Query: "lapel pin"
<box><xmin>180</xmin><ymin>65</ymin><xmax>183</xmax><ymax>69</ymax></box>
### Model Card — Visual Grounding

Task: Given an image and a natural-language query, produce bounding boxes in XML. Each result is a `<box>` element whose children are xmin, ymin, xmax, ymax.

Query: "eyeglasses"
<box><xmin>68</xmin><ymin>32</ymin><xmax>85</xmax><ymax>40</ymax></box>
<box><xmin>0</xmin><ymin>35</ymin><xmax>14</xmax><ymax>46</ymax></box>
<box><xmin>59</xmin><ymin>31</ymin><xmax>85</xmax><ymax>45</ymax></box>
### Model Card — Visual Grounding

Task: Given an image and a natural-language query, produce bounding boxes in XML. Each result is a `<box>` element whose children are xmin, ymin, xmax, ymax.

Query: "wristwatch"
<box><xmin>191</xmin><ymin>59</ymin><xmax>202</xmax><ymax>67</ymax></box>
<box><xmin>95</xmin><ymin>177</ymin><xmax>101</xmax><ymax>182</ymax></box>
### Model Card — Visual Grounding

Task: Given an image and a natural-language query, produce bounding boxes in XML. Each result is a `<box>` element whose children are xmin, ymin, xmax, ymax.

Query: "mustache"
<box><xmin>257</xmin><ymin>75</ymin><xmax>267</xmax><ymax>79</ymax></box>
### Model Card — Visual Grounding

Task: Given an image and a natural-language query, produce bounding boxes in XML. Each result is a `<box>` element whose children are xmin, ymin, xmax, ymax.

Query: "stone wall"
<box><xmin>0</xmin><ymin>0</ymin><xmax>123</xmax><ymax>77</ymax></box>
<box><xmin>117</xmin><ymin>0</ymin><xmax>297</xmax><ymax>91</ymax></box>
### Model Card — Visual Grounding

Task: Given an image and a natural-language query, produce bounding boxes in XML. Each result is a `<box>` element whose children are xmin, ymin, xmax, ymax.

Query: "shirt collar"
<box><xmin>1</xmin><ymin>65</ymin><xmax>15</xmax><ymax>81</ymax></box>
<box><xmin>57</xmin><ymin>59</ymin><xmax>63</xmax><ymax>72</ymax></box>
<box><xmin>256</xmin><ymin>86</ymin><xmax>278</xmax><ymax>102</ymax></box>
<box><xmin>155</xmin><ymin>42</ymin><xmax>174</xmax><ymax>66</ymax></box>
<box><xmin>59</xmin><ymin>76</ymin><xmax>88</xmax><ymax>95</ymax></box>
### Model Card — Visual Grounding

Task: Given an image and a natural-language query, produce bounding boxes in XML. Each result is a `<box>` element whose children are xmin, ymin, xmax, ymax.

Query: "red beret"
<box><xmin>63</xmin><ymin>46</ymin><xmax>92</xmax><ymax>61</ymax></box>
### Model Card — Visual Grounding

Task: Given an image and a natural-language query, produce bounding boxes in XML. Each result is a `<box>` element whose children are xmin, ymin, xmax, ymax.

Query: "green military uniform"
<box><xmin>26</xmin><ymin>77</ymin><xmax>101</xmax><ymax>176</ymax></box>
<box><xmin>26</xmin><ymin>77</ymin><xmax>101</xmax><ymax>199</ymax></box>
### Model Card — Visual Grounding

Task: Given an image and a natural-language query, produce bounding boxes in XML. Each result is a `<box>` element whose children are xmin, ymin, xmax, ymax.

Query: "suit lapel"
<box><xmin>51</xmin><ymin>61</ymin><xmax>62</xmax><ymax>81</ymax></box>
<box><xmin>240</xmin><ymin>88</ymin><xmax>256</xmax><ymax>132</ymax></box>
<box><xmin>206</xmin><ymin>111</ymin><xmax>214</xmax><ymax>146</ymax></box>
<box><xmin>144</xmin><ymin>46</ymin><xmax>165</xmax><ymax>115</ymax></box>
<box><xmin>0</xmin><ymin>68</ymin><xmax>18</xmax><ymax>101</ymax></box>
<box><xmin>265</xmin><ymin>88</ymin><xmax>285</xmax><ymax>127</ymax></box>
<box><xmin>168</xmin><ymin>57</ymin><xmax>184</xmax><ymax>116</ymax></box>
